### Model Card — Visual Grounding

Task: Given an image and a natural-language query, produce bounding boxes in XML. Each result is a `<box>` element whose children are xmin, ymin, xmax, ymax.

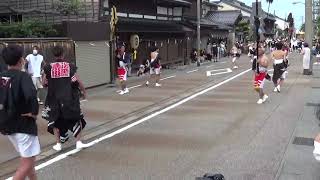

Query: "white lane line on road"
<box><xmin>160</xmin><ymin>75</ymin><xmax>176</xmax><ymax>81</ymax></box>
<box><xmin>206</xmin><ymin>68</ymin><xmax>232</xmax><ymax>77</ymax></box>
<box><xmin>128</xmin><ymin>84</ymin><xmax>143</xmax><ymax>89</ymax></box>
<box><xmin>187</xmin><ymin>69</ymin><xmax>199</xmax><ymax>74</ymax></box>
<box><xmin>6</xmin><ymin>68</ymin><xmax>251</xmax><ymax>179</ymax></box>
<box><xmin>206</xmin><ymin>65</ymin><xmax>215</xmax><ymax>68</ymax></box>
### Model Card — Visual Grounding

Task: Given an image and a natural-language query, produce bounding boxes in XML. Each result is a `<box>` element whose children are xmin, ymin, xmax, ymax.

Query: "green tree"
<box><xmin>287</xmin><ymin>13</ymin><xmax>294</xmax><ymax>39</ymax></box>
<box><xmin>300</xmin><ymin>23</ymin><xmax>305</xmax><ymax>32</ymax></box>
<box><xmin>0</xmin><ymin>21</ymin><xmax>60</xmax><ymax>38</ymax></box>
<box><xmin>236</xmin><ymin>20</ymin><xmax>250</xmax><ymax>42</ymax></box>
<box><xmin>53</xmin><ymin>0</ymin><xmax>84</xmax><ymax>15</ymax></box>
<box><xmin>266</xmin><ymin>0</ymin><xmax>274</xmax><ymax>15</ymax></box>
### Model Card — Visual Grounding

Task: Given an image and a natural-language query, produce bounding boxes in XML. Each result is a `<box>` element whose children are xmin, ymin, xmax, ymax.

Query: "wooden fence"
<box><xmin>0</xmin><ymin>38</ymin><xmax>75</xmax><ymax>64</ymax></box>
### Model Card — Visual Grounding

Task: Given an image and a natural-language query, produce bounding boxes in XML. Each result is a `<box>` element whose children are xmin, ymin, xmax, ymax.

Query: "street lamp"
<box><xmin>197</xmin><ymin>0</ymin><xmax>201</xmax><ymax>67</ymax></box>
<box><xmin>292</xmin><ymin>2</ymin><xmax>305</xmax><ymax>5</ymax></box>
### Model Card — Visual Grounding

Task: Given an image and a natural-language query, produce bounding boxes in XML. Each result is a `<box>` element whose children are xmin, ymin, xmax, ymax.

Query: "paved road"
<box><xmin>2</xmin><ymin>54</ymin><xmax>314</xmax><ymax>180</ymax></box>
<box><xmin>0</xmin><ymin>56</ymin><xmax>246</xmax><ymax>176</ymax></box>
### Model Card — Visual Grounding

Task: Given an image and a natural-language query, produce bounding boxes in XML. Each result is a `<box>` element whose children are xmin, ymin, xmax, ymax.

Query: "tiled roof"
<box><xmin>205</xmin><ymin>10</ymin><xmax>242</xmax><ymax>26</ymax></box>
<box><xmin>158</xmin><ymin>0</ymin><xmax>192</xmax><ymax>7</ymax></box>
<box><xmin>186</xmin><ymin>17</ymin><xmax>232</xmax><ymax>30</ymax></box>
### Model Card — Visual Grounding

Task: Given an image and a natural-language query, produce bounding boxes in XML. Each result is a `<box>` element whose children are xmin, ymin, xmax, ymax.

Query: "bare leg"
<box><xmin>259</xmin><ymin>89</ymin><xmax>264</xmax><ymax>99</ymax></box>
<box><xmin>53</xmin><ymin>128</ymin><xmax>60</xmax><ymax>144</ymax></box>
<box><xmin>156</xmin><ymin>74</ymin><xmax>160</xmax><ymax>84</ymax></box>
<box><xmin>13</xmin><ymin>157</ymin><xmax>36</xmax><ymax>180</ymax></box>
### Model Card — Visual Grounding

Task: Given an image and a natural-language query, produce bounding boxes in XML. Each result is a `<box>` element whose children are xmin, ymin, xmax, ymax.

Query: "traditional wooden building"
<box><xmin>0</xmin><ymin>0</ymin><xmax>111</xmax><ymax>88</ymax></box>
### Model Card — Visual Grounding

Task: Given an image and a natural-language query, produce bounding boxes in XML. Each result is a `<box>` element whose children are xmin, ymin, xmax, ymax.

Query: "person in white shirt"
<box><xmin>25</xmin><ymin>46</ymin><xmax>45</xmax><ymax>104</ymax></box>
<box><xmin>302</xmin><ymin>42</ymin><xmax>312</xmax><ymax>75</ymax></box>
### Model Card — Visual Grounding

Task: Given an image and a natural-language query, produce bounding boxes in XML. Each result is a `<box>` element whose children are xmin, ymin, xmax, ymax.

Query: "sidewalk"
<box><xmin>276</xmin><ymin>57</ymin><xmax>320</xmax><ymax>179</ymax></box>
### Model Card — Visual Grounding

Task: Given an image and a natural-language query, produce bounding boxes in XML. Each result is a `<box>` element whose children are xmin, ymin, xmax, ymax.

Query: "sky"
<box><xmin>236</xmin><ymin>0</ymin><xmax>305</xmax><ymax>29</ymax></box>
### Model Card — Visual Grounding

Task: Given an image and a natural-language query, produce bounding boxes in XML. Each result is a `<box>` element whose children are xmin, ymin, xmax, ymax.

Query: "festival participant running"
<box><xmin>116</xmin><ymin>45</ymin><xmax>129</xmax><ymax>95</ymax></box>
<box><xmin>272</xmin><ymin>42</ymin><xmax>287</xmax><ymax>93</ymax></box>
<box><xmin>146</xmin><ymin>47</ymin><xmax>162</xmax><ymax>87</ymax></box>
<box><xmin>43</xmin><ymin>45</ymin><xmax>89</xmax><ymax>151</ymax></box>
<box><xmin>254</xmin><ymin>47</ymin><xmax>269</xmax><ymax>104</ymax></box>
<box><xmin>1</xmin><ymin>45</ymin><xmax>40</xmax><ymax>180</ymax></box>
<box><xmin>231</xmin><ymin>44</ymin><xmax>239</xmax><ymax>69</ymax></box>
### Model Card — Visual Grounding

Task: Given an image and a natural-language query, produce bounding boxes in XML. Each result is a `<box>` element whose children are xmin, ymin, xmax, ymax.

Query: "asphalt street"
<box><xmin>1</xmin><ymin>54</ymin><xmax>313</xmax><ymax>180</ymax></box>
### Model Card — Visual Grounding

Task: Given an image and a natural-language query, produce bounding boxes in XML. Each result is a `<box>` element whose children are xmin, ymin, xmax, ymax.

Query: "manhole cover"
<box><xmin>306</xmin><ymin>102</ymin><xmax>320</xmax><ymax>107</ymax></box>
<box><xmin>292</xmin><ymin>137</ymin><xmax>314</xmax><ymax>146</ymax></box>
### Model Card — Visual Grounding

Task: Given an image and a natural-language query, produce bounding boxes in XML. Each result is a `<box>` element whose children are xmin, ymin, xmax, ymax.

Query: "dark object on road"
<box><xmin>196</xmin><ymin>173</ymin><xmax>225</xmax><ymax>180</ymax></box>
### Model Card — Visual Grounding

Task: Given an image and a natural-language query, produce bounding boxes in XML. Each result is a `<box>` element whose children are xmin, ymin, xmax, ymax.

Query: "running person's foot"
<box><xmin>145</xmin><ymin>81</ymin><xmax>149</xmax><ymax>86</ymax></box>
<box><xmin>119</xmin><ymin>90</ymin><xmax>125</xmax><ymax>95</ymax></box>
<box><xmin>262</xmin><ymin>94</ymin><xmax>268</xmax><ymax>103</ymax></box>
<box><xmin>53</xmin><ymin>143</ymin><xmax>62</xmax><ymax>151</ymax></box>
<box><xmin>233</xmin><ymin>66</ymin><xmax>238</xmax><ymax>69</ymax></box>
<box><xmin>274</xmin><ymin>87</ymin><xmax>278</xmax><ymax>92</ymax></box>
<box><xmin>276</xmin><ymin>85</ymin><xmax>281</xmax><ymax>92</ymax></box>
<box><xmin>124</xmin><ymin>88</ymin><xmax>129</xmax><ymax>94</ymax></box>
<box><xmin>257</xmin><ymin>99</ymin><xmax>263</xmax><ymax>104</ymax></box>
<box><xmin>76</xmin><ymin>141</ymin><xmax>90</xmax><ymax>150</ymax></box>
<box><xmin>155</xmin><ymin>83</ymin><xmax>162</xmax><ymax>87</ymax></box>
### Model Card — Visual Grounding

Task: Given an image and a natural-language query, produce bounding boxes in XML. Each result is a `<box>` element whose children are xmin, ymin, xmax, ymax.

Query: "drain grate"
<box><xmin>292</xmin><ymin>137</ymin><xmax>314</xmax><ymax>146</ymax></box>
<box><xmin>306</xmin><ymin>102</ymin><xmax>320</xmax><ymax>107</ymax></box>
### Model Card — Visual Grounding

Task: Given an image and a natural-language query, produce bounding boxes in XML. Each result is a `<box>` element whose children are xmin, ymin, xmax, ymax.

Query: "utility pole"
<box><xmin>197</xmin><ymin>0</ymin><xmax>201</xmax><ymax>67</ymax></box>
<box><xmin>305</xmin><ymin>0</ymin><xmax>313</xmax><ymax>74</ymax></box>
<box><xmin>254</xmin><ymin>0</ymin><xmax>260</xmax><ymax>73</ymax></box>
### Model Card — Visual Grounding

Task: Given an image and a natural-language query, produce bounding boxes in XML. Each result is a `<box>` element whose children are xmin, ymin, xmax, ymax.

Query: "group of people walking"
<box><xmin>116</xmin><ymin>44</ymin><xmax>162</xmax><ymax>95</ymax></box>
<box><xmin>0</xmin><ymin>45</ymin><xmax>89</xmax><ymax>180</ymax></box>
<box><xmin>250</xmin><ymin>40</ymin><xmax>290</xmax><ymax>104</ymax></box>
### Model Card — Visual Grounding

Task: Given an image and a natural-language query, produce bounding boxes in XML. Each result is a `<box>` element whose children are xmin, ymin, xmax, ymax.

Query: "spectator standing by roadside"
<box><xmin>302</xmin><ymin>42</ymin><xmax>311</xmax><ymax>75</ymax></box>
<box><xmin>25</xmin><ymin>46</ymin><xmax>45</xmax><ymax>105</ymax></box>
<box><xmin>0</xmin><ymin>57</ymin><xmax>7</xmax><ymax>73</ymax></box>
<box><xmin>206</xmin><ymin>42</ymin><xmax>212</xmax><ymax>61</ymax></box>
<box><xmin>212</xmin><ymin>42</ymin><xmax>218</xmax><ymax>62</ymax></box>
<box><xmin>0</xmin><ymin>45</ymin><xmax>40</xmax><ymax>180</ymax></box>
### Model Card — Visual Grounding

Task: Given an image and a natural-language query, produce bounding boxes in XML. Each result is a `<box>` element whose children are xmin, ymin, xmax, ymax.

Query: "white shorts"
<box><xmin>150</xmin><ymin>68</ymin><xmax>161</xmax><ymax>75</ymax></box>
<box><xmin>8</xmin><ymin>133</ymin><xmax>41</xmax><ymax>158</ymax></box>
<box><xmin>32</xmin><ymin>77</ymin><xmax>43</xmax><ymax>90</ymax></box>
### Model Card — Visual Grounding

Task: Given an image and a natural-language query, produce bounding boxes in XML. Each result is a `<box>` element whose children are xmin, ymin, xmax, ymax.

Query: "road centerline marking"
<box><xmin>160</xmin><ymin>75</ymin><xmax>176</xmax><ymax>81</ymax></box>
<box><xmin>187</xmin><ymin>69</ymin><xmax>199</xmax><ymax>74</ymax></box>
<box><xmin>5</xmin><ymin>68</ymin><xmax>251</xmax><ymax>179</ymax></box>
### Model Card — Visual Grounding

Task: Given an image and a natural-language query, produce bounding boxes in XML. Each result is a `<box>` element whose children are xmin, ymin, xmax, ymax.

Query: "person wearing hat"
<box><xmin>116</xmin><ymin>44</ymin><xmax>129</xmax><ymax>95</ymax></box>
<box><xmin>254</xmin><ymin>47</ymin><xmax>269</xmax><ymax>104</ymax></box>
<box><xmin>146</xmin><ymin>47</ymin><xmax>161</xmax><ymax>87</ymax></box>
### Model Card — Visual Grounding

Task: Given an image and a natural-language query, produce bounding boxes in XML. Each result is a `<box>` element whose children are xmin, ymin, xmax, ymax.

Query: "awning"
<box><xmin>117</xmin><ymin>18</ymin><xmax>193</xmax><ymax>33</ymax></box>
<box><xmin>205</xmin><ymin>10</ymin><xmax>242</xmax><ymax>27</ymax></box>
<box><xmin>157</xmin><ymin>0</ymin><xmax>192</xmax><ymax>7</ymax></box>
